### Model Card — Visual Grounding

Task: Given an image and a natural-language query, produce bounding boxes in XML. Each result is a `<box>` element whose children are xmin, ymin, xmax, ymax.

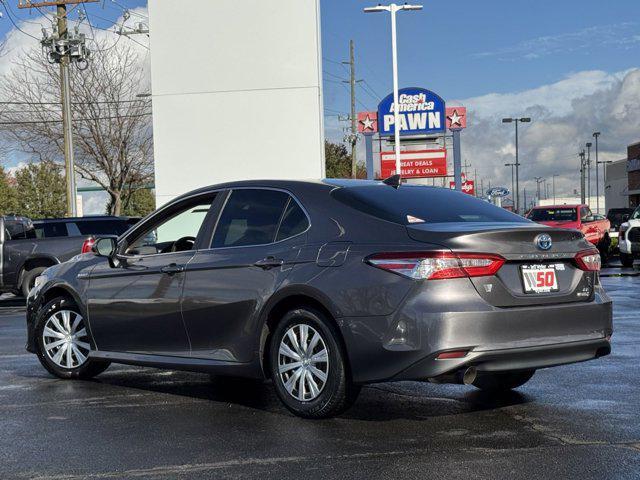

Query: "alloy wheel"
<box><xmin>278</xmin><ymin>324</ymin><xmax>329</xmax><ymax>401</ymax></box>
<box><xmin>42</xmin><ymin>310</ymin><xmax>91</xmax><ymax>369</ymax></box>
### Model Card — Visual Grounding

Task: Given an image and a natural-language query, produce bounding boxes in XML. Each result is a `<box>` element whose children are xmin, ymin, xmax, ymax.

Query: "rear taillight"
<box><xmin>575</xmin><ymin>249</ymin><xmax>601</xmax><ymax>271</ymax></box>
<box><xmin>81</xmin><ymin>238</ymin><xmax>95</xmax><ymax>254</ymax></box>
<box><xmin>365</xmin><ymin>251</ymin><xmax>505</xmax><ymax>280</ymax></box>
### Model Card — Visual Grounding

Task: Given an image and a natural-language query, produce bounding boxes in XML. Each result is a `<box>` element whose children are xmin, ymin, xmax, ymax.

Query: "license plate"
<box><xmin>521</xmin><ymin>264</ymin><xmax>559</xmax><ymax>294</ymax></box>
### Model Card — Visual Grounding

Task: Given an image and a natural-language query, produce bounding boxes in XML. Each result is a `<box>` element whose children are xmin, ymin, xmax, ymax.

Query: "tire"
<box><xmin>21</xmin><ymin>267</ymin><xmax>47</xmax><ymax>298</ymax></box>
<box><xmin>620</xmin><ymin>252</ymin><xmax>635</xmax><ymax>268</ymax></box>
<box><xmin>472</xmin><ymin>370</ymin><xmax>535</xmax><ymax>392</ymax></box>
<box><xmin>598</xmin><ymin>236</ymin><xmax>611</xmax><ymax>265</ymax></box>
<box><xmin>35</xmin><ymin>296</ymin><xmax>110</xmax><ymax>379</ymax></box>
<box><xmin>269</xmin><ymin>307</ymin><xmax>360</xmax><ymax>418</ymax></box>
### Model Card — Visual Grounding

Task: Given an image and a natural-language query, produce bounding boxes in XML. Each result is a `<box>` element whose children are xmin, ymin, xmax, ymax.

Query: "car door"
<box><xmin>85</xmin><ymin>192</ymin><xmax>219</xmax><ymax>356</ymax></box>
<box><xmin>580</xmin><ymin>206</ymin><xmax>598</xmax><ymax>244</ymax></box>
<box><xmin>181</xmin><ymin>188</ymin><xmax>310</xmax><ymax>363</ymax></box>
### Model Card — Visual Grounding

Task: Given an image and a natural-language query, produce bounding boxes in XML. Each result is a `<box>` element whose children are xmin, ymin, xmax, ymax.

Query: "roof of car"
<box><xmin>530</xmin><ymin>204</ymin><xmax>584</xmax><ymax>209</ymax></box>
<box><xmin>33</xmin><ymin>216</ymin><xmax>133</xmax><ymax>223</ymax></box>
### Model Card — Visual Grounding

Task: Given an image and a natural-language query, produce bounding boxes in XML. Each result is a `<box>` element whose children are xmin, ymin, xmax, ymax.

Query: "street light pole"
<box><xmin>365</xmin><ymin>3</ymin><xmax>422</xmax><ymax>177</ymax></box>
<box><xmin>502</xmin><ymin>117</ymin><xmax>531</xmax><ymax>214</ymax></box>
<box><xmin>586</xmin><ymin>142</ymin><xmax>592</xmax><ymax>207</ymax></box>
<box><xmin>593</xmin><ymin>132</ymin><xmax>601</xmax><ymax>213</ymax></box>
<box><xmin>552</xmin><ymin>174</ymin><xmax>559</xmax><ymax>204</ymax></box>
<box><xmin>504</xmin><ymin>162</ymin><xmax>515</xmax><ymax>208</ymax></box>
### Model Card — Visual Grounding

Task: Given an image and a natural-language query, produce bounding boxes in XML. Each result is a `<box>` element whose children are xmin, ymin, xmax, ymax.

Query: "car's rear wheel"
<box><xmin>598</xmin><ymin>235</ymin><xmax>611</xmax><ymax>265</ymax></box>
<box><xmin>472</xmin><ymin>370</ymin><xmax>535</xmax><ymax>392</ymax></box>
<box><xmin>620</xmin><ymin>252</ymin><xmax>635</xmax><ymax>268</ymax></box>
<box><xmin>35</xmin><ymin>297</ymin><xmax>110</xmax><ymax>379</ymax></box>
<box><xmin>269</xmin><ymin>307</ymin><xmax>360</xmax><ymax>418</ymax></box>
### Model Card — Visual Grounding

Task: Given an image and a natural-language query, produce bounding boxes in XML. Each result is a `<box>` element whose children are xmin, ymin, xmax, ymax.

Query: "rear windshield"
<box><xmin>528</xmin><ymin>208</ymin><xmax>577</xmax><ymax>222</ymax></box>
<box><xmin>607</xmin><ymin>210</ymin><xmax>633</xmax><ymax>224</ymax></box>
<box><xmin>331</xmin><ymin>185</ymin><xmax>528</xmax><ymax>224</ymax></box>
<box><xmin>74</xmin><ymin>219</ymin><xmax>132</xmax><ymax>236</ymax></box>
<box><xmin>33</xmin><ymin>219</ymin><xmax>133</xmax><ymax>238</ymax></box>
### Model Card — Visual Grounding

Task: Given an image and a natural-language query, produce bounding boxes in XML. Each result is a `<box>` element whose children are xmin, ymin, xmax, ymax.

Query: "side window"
<box><xmin>126</xmin><ymin>197</ymin><xmax>214</xmax><ymax>255</ymax></box>
<box><xmin>5</xmin><ymin>220</ymin><xmax>35</xmax><ymax>240</ymax></box>
<box><xmin>212</xmin><ymin>189</ymin><xmax>289</xmax><ymax>248</ymax></box>
<box><xmin>581</xmin><ymin>207</ymin><xmax>592</xmax><ymax>221</ymax></box>
<box><xmin>36</xmin><ymin>223</ymin><xmax>70</xmax><ymax>238</ymax></box>
<box><xmin>276</xmin><ymin>199</ymin><xmax>309</xmax><ymax>242</ymax></box>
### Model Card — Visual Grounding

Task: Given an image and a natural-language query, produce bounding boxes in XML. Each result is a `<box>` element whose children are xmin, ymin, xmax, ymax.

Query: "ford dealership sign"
<box><xmin>378</xmin><ymin>87</ymin><xmax>446</xmax><ymax>136</ymax></box>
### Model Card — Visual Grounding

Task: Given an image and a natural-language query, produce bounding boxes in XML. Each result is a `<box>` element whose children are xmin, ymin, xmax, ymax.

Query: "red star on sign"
<box><xmin>357</xmin><ymin>111</ymin><xmax>378</xmax><ymax>133</ymax></box>
<box><xmin>446</xmin><ymin>107</ymin><xmax>467</xmax><ymax>130</ymax></box>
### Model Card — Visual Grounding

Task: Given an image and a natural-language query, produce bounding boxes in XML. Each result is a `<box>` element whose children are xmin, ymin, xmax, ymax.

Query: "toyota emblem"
<box><xmin>535</xmin><ymin>233</ymin><xmax>553</xmax><ymax>251</ymax></box>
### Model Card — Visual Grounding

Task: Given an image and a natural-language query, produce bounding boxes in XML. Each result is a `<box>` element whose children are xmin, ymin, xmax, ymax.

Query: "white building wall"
<box><xmin>604</xmin><ymin>159</ymin><xmax>629</xmax><ymax>213</ymax></box>
<box><xmin>148</xmin><ymin>0</ymin><xmax>325</xmax><ymax>205</ymax></box>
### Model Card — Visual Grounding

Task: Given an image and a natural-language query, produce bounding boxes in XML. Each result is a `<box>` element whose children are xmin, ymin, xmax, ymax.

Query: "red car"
<box><xmin>527</xmin><ymin>204</ymin><xmax>611</xmax><ymax>258</ymax></box>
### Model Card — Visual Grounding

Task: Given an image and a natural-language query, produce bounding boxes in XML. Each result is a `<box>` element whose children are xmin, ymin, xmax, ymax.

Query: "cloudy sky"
<box><xmin>1</xmin><ymin>1</ymin><xmax>639</xmax><ymax>211</ymax></box>
<box><xmin>0</xmin><ymin>0</ymin><xmax>147</xmax><ymax>214</ymax></box>
<box><xmin>321</xmin><ymin>0</ymin><xmax>640</xmax><ymax>202</ymax></box>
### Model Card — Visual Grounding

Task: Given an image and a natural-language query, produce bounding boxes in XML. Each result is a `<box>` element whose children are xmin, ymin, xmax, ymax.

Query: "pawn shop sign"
<box><xmin>446</xmin><ymin>107</ymin><xmax>467</xmax><ymax>130</ymax></box>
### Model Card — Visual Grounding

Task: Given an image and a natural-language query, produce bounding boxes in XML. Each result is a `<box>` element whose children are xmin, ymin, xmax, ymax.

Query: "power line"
<box><xmin>0</xmin><ymin>99</ymin><xmax>150</xmax><ymax>105</ymax></box>
<box><xmin>1</xmin><ymin>1</ymin><xmax>41</xmax><ymax>40</ymax></box>
<box><xmin>0</xmin><ymin>112</ymin><xmax>151</xmax><ymax>125</ymax></box>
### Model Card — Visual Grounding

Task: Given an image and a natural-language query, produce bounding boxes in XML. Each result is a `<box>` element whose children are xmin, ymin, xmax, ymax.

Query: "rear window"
<box><xmin>34</xmin><ymin>222</ymin><xmax>69</xmax><ymax>238</ymax></box>
<box><xmin>331</xmin><ymin>185</ymin><xmax>528</xmax><ymax>224</ymax></box>
<box><xmin>528</xmin><ymin>208</ymin><xmax>577</xmax><ymax>222</ymax></box>
<box><xmin>73</xmin><ymin>219</ymin><xmax>132</xmax><ymax>236</ymax></box>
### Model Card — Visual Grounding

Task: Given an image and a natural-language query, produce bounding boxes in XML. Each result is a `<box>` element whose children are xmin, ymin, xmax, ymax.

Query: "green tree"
<box><xmin>0</xmin><ymin>166</ymin><xmax>18</xmax><ymax>215</ymax></box>
<box><xmin>119</xmin><ymin>188</ymin><xmax>156</xmax><ymax>217</ymax></box>
<box><xmin>14</xmin><ymin>162</ymin><xmax>66</xmax><ymax>218</ymax></box>
<box><xmin>325</xmin><ymin>140</ymin><xmax>367</xmax><ymax>179</ymax></box>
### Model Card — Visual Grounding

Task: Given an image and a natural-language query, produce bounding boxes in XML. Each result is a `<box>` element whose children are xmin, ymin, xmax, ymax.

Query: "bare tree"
<box><xmin>0</xmin><ymin>38</ymin><xmax>153</xmax><ymax>215</ymax></box>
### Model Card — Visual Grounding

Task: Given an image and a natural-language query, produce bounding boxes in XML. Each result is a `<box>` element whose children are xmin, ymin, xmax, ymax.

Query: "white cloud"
<box><xmin>460</xmin><ymin>68</ymin><xmax>640</xmax><ymax>205</ymax></box>
<box><xmin>0</xmin><ymin>7</ymin><xmax>150</xmax><ymax>215</ymax></box>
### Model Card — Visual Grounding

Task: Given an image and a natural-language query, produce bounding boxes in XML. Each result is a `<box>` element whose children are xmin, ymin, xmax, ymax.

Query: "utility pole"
<box><xmin>579</xmin><ymin>150</ymin><xmax>586</xmax><ymax>204</ymax></box>
<box><xmin>552</xmin><ymin>174</ymin><xmax>559</xmax><ymax>204</ymax></box>
<box><xmin>22</xmin><ymin>0</ymin><xmax>96</xmax><ymax>216</ymax></box>
<box><xmin>505</xmin><ymin>163</ymin><xmax>515</xmax><ymax>206</ymax></box>
<box><xmin>502</xmin><ymin>117</ymin><xmax>532</xmax><ymax>214</ymax></box>
<box><xmin>593</xmin><ymin>132</ymin><xmax>601</xmax><ymax>213</ymax></box>
<box><xmin>343</xmin><ymin>40</ymin><xmax>358</xmax><ymax>179</ymax></box>
<box><xmin>462</xmin><ymin>159</ymin><xmax>471</xmax><ymax>178</ymax></box>
<box><xmin>535</xmin><ymin>177</ymin><xmax>544</xmax><ymax>205</ymax></box>
<box><xmin>58</xmin><ymin>4</ymin><xmax>76</xmax><ymax>216</ymax></box>
<box><xmin>474</xmin><ymin>168</ymin><xmax>478</xmax><ymax>197</ymax></box>
<box><xmin>586</xmin><ymin>142</ymin><xmax>592</xmax><ymax>207</ymax></box>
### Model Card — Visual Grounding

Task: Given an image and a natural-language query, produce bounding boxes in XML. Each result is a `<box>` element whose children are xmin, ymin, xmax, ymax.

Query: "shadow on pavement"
<box><xmin>89</xmin><ymin>366</ymin><xmax>531</xmax><ymax>420</ymax></box>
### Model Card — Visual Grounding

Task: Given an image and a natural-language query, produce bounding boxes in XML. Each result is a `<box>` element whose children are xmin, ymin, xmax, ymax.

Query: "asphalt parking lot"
<box><xmin>1</xmin><ymin>263</ymin><xmax>639</xmax><ymax>480</ymax></box>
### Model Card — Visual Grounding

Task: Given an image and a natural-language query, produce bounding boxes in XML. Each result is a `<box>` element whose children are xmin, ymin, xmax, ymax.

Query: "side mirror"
<box><xmin>92</xmin><ymin>236</ymin><xmax>118</xmax><ymax>259</ymax></box>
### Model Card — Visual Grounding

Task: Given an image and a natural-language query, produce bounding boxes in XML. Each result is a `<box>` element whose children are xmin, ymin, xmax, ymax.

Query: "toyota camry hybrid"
<box><xmin>25</xmin><ymin>179</ymin><xmax>613</xmax><ymax>418</ymax></box>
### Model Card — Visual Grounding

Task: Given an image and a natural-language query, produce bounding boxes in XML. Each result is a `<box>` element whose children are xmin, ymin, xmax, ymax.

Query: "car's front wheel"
<box><xmin>35</xmin><ymin>297</ymin><xmax>110</xmax><ymax>379</ymax></box>
<box><xmin>472</xmin><ymin>370</ymin><xmax>535</xmax><ymax>392</ymax></box>
<box><xmin>269</xmin><ymin>307</ymin><xmax>360</xmax><ymax>418</ymax></box>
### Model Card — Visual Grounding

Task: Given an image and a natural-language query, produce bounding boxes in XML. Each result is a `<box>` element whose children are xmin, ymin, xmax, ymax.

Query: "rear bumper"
<box><xmin>340</xmin><ymin>279</ymin><xmax>613</xmax><ymax>384</ymax></box>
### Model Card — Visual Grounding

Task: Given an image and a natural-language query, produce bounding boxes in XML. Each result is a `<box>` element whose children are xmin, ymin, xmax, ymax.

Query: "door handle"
<box><xmin>254</xmin><ymin>256</ymin><xmax>284</xmax><ymax>269</ymax></box>
<box><xmin>161</xmin><ymin>263</ymin><xmax>185</xmax><ymax>275</ymax></box>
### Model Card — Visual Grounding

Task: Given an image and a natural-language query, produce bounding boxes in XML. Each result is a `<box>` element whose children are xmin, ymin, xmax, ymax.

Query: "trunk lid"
<box><xmin>407</xmin><ymin>222</ymin><xmax>596</xmax><ymax>307</ymax></box>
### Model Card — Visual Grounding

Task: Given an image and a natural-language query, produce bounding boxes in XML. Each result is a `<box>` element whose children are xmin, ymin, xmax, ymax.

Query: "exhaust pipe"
<box><xmin>429</xmin><ymin>366</ymin><xmax>477</xmax><ymax>385</ymax></box>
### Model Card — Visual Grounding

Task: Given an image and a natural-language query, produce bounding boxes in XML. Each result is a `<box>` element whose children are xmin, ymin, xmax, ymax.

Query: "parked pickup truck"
<box><xmin>526</xmin><ymin>204</ymin><xmax>611</xmax><ymax>259</ymax></box>
<box><xmin>618</xmin><ymin>205</ymin><xmax>640</xmax><ymax>267</ymax></box>
<box><xmin>0</xmin><ymin>215</ymin><xmax>138</xmax><ymax>297</ymax></box>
